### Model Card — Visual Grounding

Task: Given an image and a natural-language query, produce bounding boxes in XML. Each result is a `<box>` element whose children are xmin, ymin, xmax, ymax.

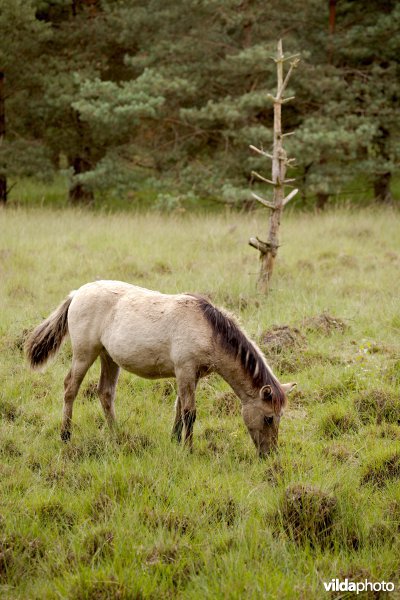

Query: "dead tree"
<box><xmin>249</xmin><ymin>40</ymin><xmax>299</xmax><ymax>293</ymax></box>
<box><xmin>0</xmin><ymin>71</ymin><xmax>6</xmax><ymax>204</ymax></box>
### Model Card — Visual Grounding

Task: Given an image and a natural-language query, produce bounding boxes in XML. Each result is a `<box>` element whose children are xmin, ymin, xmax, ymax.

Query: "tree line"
<box><xmin>0</xmin><ymin>0</ymin><xmax>398</xmax><ymax>207</ymax></box>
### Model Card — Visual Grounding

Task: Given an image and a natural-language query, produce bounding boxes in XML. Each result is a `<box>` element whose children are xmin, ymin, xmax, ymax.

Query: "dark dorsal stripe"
<box><xmin>194</xmin><ymin>296</ymin><xmax>285</xmax><ymax>411</ymax></box>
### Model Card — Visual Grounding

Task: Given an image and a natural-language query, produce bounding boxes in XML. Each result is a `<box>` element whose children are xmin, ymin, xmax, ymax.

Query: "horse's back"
<box><xmin>67</xmin><ymin>281</ymin><xmax>211</xmax><ymax>377</ymax></box>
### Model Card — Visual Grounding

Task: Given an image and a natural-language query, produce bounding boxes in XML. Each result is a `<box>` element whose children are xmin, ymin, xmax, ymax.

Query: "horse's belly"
<box><xmin>118</xmin><ymin>357</ymin><xmax>175</xmax><ymax>379</ymax></box>
<box><xmin>105</xmin><ymin>339</ymin><xmax>176</xmax><ymax>379</ymax></box>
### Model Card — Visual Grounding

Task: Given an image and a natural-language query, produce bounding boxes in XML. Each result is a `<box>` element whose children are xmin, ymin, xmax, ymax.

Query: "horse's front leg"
<box><xmin>171</xmin><ymin>395</ymin><xmax>183</xmax><ymax>443</ymax></box>
<box><xmin>175</xmin><ymin>366</ymin><xmax>197</xmax><ymax>451</ymax></box>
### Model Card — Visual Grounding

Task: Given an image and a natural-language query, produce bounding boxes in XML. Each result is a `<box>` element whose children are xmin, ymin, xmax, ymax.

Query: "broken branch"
<box><xmin>278</xmin><ymin>58</ymin><xmax>300</xmax><ymax>99</ymax></box>
<box><xmin>249</xmin><ymin>237</ymin><xmax>275</xmax><ymax>254</ymax></box>
<box><xmin>249</xmin><ymin>145</ymin><xmax>273</xmax><ymax>159</ymax></box>
<box><xmin>251</xmin><ymin>192</ymin><xmax>276</xmax><ymax>210</ymax></box>
<box><xmin>251</xmin><ymin>171</ymin><xmax>275</xmax><ymax>185</ymax></box>
<box><xmin>282</xmin><ymin>188</ymin><xmax>299</xmax><ymax>206</ymax></box>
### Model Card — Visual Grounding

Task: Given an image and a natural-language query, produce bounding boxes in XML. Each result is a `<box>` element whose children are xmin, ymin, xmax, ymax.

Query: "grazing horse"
<box><xmin>25</xmin><ymin>281</ymin><xmax>296</xmax><ymax>456</ymax></box>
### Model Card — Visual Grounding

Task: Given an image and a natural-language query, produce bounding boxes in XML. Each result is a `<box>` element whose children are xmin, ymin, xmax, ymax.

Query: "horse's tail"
<box><xmin>25</xmin><ymin>292</ymin><xmax>75</xmax><ymax>370</ymax></box>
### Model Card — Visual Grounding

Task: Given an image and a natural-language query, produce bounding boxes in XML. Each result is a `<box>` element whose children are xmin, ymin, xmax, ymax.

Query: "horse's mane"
<box><xmin>192</xmin><ymin>296</ymin><xmax>285</xmax><ymax>412</ymax></box>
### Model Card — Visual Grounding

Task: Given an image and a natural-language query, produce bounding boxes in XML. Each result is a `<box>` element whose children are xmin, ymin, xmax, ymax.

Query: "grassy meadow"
<box><xmin>0</xmin><ymin>205</ymin><xmax>400</xmax><ymax>599</ymax></box>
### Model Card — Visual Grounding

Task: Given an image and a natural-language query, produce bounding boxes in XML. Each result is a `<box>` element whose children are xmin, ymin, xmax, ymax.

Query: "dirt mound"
<box><xmin>281</xmin><ymin>484</ymin><xmax>337</xmax><ymax>547</ymax></box>
<box><xmin>261</xmin><ymin>325</ymin><xmax>305</xmax><ymax>354</ymax></box>
<box><xmin>302</xmin><ymin>313</ymin><xmax>348</xmax><ymax>335</ymax></box>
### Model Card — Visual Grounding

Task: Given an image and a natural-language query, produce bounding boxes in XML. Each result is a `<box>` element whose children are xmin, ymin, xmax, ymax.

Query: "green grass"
<box><xmin>0</xmin><ymin>205</ymin><xmax>399</xmax><ymax>598</ymax></box>
<box><xmin>7</xmin><ymin>173</ymin><xmax>400</xmax><ymax>213</ymax></box>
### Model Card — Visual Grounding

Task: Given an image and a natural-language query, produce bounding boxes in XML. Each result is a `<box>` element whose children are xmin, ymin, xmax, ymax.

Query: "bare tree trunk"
<box><xmin>373</xmin><ymin>172</ymin><xmax>392</xmax><ymax>204</ymax></box>
<box><xmin>372</xmin><ymin>127</ymin><xmax>393</xmax><ymax>204</ymax></box>
<box><xmin>329</xmin><ymin>0</ymin><xmax>336</xmax><ymax>34</ymax></box>
<box><xmin>316</xmin><ymin>192</ymin><xmax>329</xmax><ymax>210</ymax></box>
<box><xmin>258</xmin><ymin>52</ymin><xmax>285</xmax><ymax>292</ymax></box>
<box><xmin>328</xmin><ymin>0</ymin><xmax>336</xmax><ymax>64</ymax></box>
<box><xmin>0</xmin><ymin>71</ymin><xmax>7</xmax><ymax>204</ymax></box>
<box><xmin>68</xmin><ymin>156</ymin><xmax>94</xmax><ymax>205</ymax></box>
<box><xmin>249</xmin><ymin>41</ymin><xmax>299</xmax><ymax>293</ymax></box>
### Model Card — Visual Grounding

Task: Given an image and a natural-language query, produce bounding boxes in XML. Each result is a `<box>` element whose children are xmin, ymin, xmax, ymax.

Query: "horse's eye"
<box><xmin>264</xmin><ymin>416</ymin><xmax>274</xmax><ymax>426</ymax></box>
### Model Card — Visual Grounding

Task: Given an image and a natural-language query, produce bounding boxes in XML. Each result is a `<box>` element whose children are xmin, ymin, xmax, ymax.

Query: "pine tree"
<box><xmin>0</xmin><ymin>0</ymin><xmax>49</xmax><ymax>203</ymax></box>
<box><xmin>287</xmin><ymin>0</ymin><xmax>400</xmax><ymax>206</ymax></box>
<box><xmin>2</xmin><ymin>0</ymin><xmax>398</xmax><ymax>206</ymax></box>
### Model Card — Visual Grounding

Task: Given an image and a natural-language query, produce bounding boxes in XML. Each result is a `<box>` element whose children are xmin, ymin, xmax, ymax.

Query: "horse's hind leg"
<box><xmin>175</xmin><ymin>366</ymin><xmax>197</xmax><ymax>450</ymax></box>
<box><xmin>171</xmin><ymin>396</ymin><xmax>183</xmax><ymax>443</ymax></box>
<box><xmin>61</xmin><ymin>353</ymin><xmax>97</xmax><ymax>441</ymax></box>
<box><xmin>98</xmin><ymin>350</ymin><xmax>120</xmax><ymax>428</ymax></box>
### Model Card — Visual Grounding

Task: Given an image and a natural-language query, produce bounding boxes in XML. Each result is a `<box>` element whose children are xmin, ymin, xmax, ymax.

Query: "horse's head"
<box><xmin>241</xmin><ymin>382</ymin><xmax>296</xmax><ymax>457</ymax></box>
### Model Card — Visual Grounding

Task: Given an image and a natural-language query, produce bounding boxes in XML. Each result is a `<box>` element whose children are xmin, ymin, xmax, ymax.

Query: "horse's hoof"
<box><xmin>60</xmin><ymin>430</ymin><xmax>71</xmax><ymax>442</ymax></box>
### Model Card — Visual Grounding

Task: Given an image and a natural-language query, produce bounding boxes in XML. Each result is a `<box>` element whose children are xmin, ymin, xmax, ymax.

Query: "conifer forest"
<box><xmin>0</xmin><ymin>2</ymin><xmax>400</xmax><ymax>599</ymax></box>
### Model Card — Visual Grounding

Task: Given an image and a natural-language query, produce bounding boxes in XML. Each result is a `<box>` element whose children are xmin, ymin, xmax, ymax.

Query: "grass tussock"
<box><xmin>301</xmin><ymin>313</ymin><xmax>348</xmax><ymax>335</ymax></box>
<box><xmin>0</xmin><ymin>206</ymin><xmax>399</xmax><ymax>597</ymax></box>
<box><xmin>361</xmin><ymin>450</ymin><xmax>400</xmax><ymax>487</ymax></box>
<box><xmin>279</xmin><ymin>484</ymin><xmax>337</xmax><ymax>548</ymax></box>
<box><xmin>319</xmin><ymin>405</ymin><xmax>360</xmax><ymax>438</ymax></box>
<box><xmin>354</xmin><ymin>389</ymin><xmax>400</xmax><ymax>425</ymax></box>
<box><xmin>212</xmin><ymin>390</ymin><xmax>241</xmax><ymax>417</ymax></box>
<box><xmin>261</xmin><ymin>325</ymin><xmax>306</xmax><ymax>354</ymax></box>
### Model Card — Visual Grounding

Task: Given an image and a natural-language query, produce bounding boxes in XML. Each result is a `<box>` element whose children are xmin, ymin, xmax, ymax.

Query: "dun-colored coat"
<box><xmin>25</xmin><ymin>281</ymin><xmax>296</xmax><ymax>456</ymax></box>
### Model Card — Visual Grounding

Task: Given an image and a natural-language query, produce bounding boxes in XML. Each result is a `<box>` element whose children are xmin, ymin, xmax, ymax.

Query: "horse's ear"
<box><xmin>281</xmin><ymin>382</ymin><xmax>297</xmax><ymax>394</ymax></box>
<box><xmin>260</xmin><ymin>385</ymin><xmax>272</xmax><ymax>401</ymax></box>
